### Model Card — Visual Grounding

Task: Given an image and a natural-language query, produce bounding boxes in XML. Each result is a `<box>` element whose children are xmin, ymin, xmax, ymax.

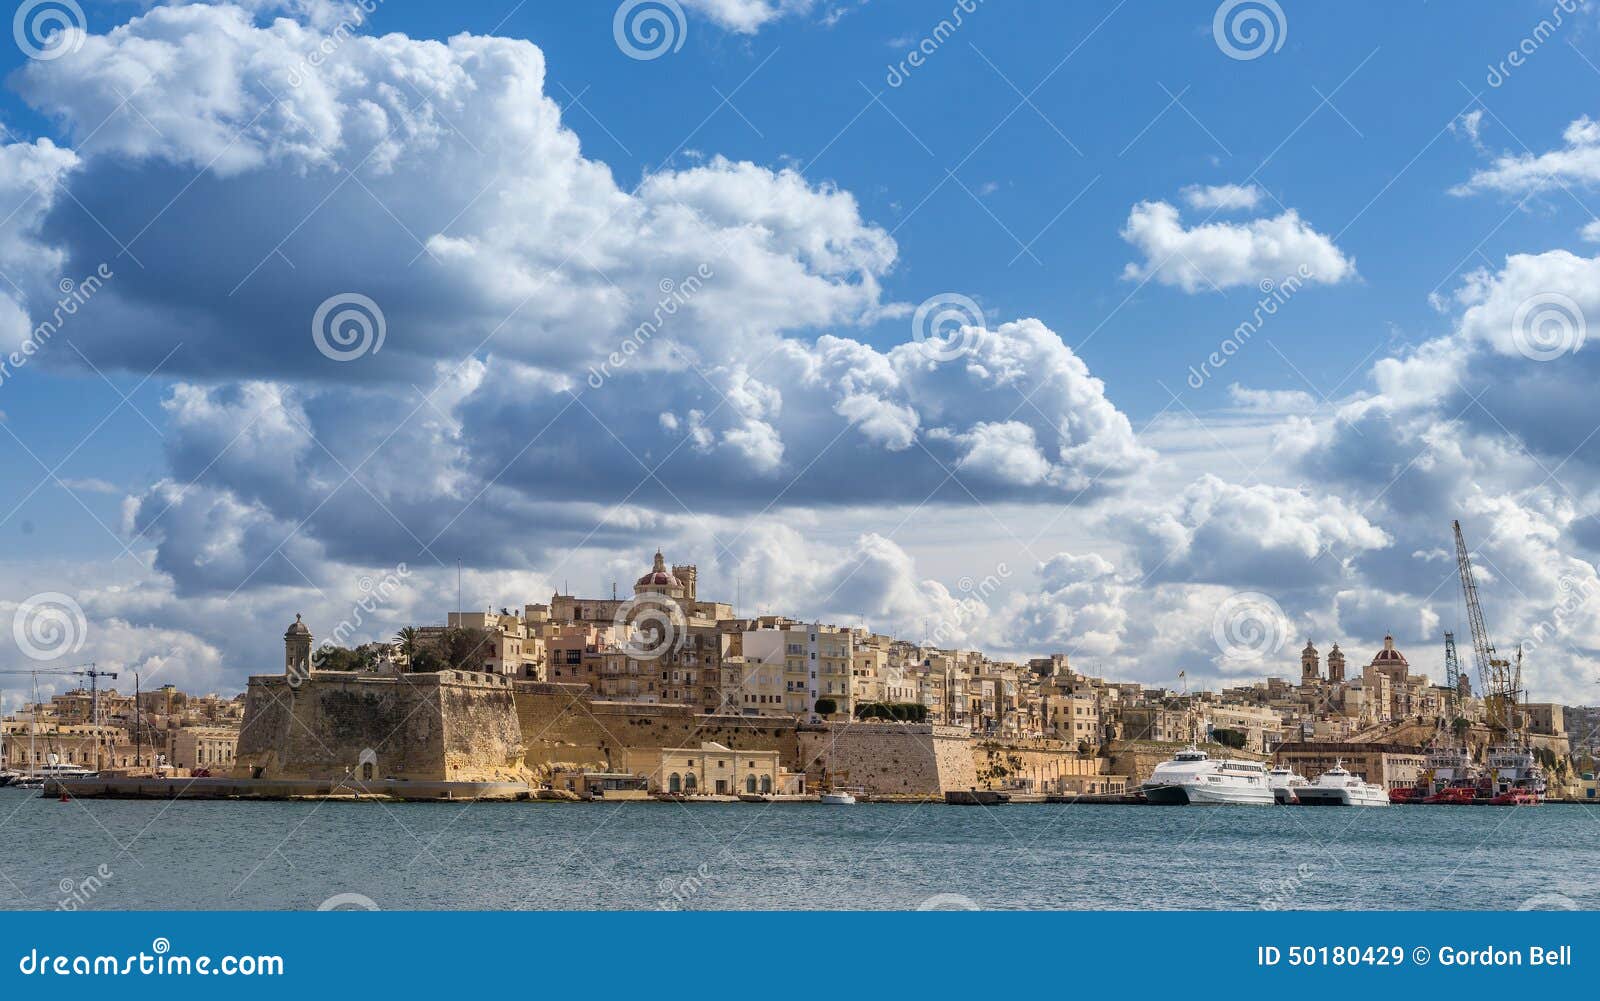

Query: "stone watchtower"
<box><xmin>1327</xmin><ymin>643</ymin><xmax>1346</xmax><ymax>684</ymax></box>
<box><xmin>285</xmin><ymin>614</ymin><xmax>312</xmax><ymax>680</ymax></box>
<box><xmin>1300</xmin><ymin>641</ymin><xmax>1321</xmax><ymax>684</ymax></box>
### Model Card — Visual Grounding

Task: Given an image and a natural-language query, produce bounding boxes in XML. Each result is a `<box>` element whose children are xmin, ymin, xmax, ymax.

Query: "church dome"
<box><xmin>285</xmin><ymin>613</ymin><xmax>311</xmax><ymax>637</ymax></box>
<box><xmin>635</xmin><ymin>550</ymin><xmax>680</xmax><ymax>589</ymax></box>
<box><xmin>1371</xmin><ymin>634</ymin><xmax>1408</xmax><ymax>667</ymax></box>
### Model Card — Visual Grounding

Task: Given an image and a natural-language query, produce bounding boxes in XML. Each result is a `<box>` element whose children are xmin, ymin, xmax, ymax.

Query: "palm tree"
<box><xmin>395</xmin><ymin>626</ymin><xmax>420</xmax><ymax>666</ymax></box>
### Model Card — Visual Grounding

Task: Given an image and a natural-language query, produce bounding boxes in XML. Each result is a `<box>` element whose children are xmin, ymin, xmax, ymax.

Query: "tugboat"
<box><xmin>1481</xmin><ymin>744</ymin><xmax>1545</xmax><ymax>805</ymax></box>
<box><xmin>1419</xmin><ymin>742</ymin><xmax>1481</xmax><ymax>804</ymax></box>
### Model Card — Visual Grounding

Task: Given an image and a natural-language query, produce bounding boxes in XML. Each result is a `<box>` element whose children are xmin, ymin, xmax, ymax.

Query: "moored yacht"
<box><xmin>13</xmin><ymin>763</ymin><xmax>97</xmax><ymax>789</ymax></box>
<box><xmin>1267</xmin><ymin>766</ymin><xmax>1308</xmax><ymax>805</ymax></box>
<box><xmin>1141</xmin><ymin>747</ymin><xmax>1273</xmax><ymax>805</ymax></box>
<box><xmin>1295</xmin><ymin>761</ymin><xmax>1388</xmax><ymax>807</ymax></box>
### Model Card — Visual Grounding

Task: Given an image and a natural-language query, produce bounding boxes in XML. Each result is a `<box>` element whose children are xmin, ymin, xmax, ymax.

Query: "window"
<box><xmin>669</xmin><ymin>773</ymin><xmax>681</xmax><ymax>793</ymax></box>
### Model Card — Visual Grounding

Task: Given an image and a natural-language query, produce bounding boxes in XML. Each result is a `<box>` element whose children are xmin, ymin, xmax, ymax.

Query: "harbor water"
<box><xmin>0</xmin><ymin>788</ymin><xmax>1593</xmax><ymax>910</ymax></box>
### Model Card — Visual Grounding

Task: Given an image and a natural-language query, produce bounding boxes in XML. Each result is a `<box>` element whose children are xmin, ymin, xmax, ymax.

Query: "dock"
<box><xmin>944</xmin><ymin>789</ymin><xmax>1010</xmax><ymax>806</ymax></box>
<box><xmin>44</xmin><ymin>776</ymin><xmax>548</xmax><ymax>802</ymax></box>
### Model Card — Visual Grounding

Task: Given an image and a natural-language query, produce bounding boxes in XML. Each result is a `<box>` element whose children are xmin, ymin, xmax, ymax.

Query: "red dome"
<box><xmin>635</xmin><ymin>550</ymin><xmax>680</xmax><ymax>589</ymax></box>
<box><xmin>1371</xmin><ymin>634</ymin><xmax>1408</xmax><ymax>666</ymax></box>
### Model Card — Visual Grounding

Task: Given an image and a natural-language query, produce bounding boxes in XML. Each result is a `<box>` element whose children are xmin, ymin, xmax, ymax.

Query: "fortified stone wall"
<box><xmin>233</xmin><ymin>671</ymin><xmax>529</xmax><ymax>783</ymax></box>
<box><xmin>796</xmin><ymin>722</ymin><xmax>977</xmax><ymax>797</ymax></box>
<box><xmin>971</xmin><ymin>741</ymin><xmax>1108</xmax><ymax>791</ymax></box>
<box><xmin>513</xmin><ymin>683</ymin><xmax>798</xmax><ymax>776</ymax></box>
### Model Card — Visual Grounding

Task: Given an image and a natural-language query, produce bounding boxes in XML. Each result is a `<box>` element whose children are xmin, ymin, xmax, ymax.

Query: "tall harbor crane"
<box><xmin>1442</xmin><ymin>631</ymin><xmax>1461</xmax><ymax>719</ymax></box>
<box><xmin>0</xmin><ymin>664</ymin><xmax>119</xmax><ymax>726</ymax></box>
<box><xmin>1452</xmin><ymin>520</ymin><xmax>1521</xmax><ymax>739</ymax></box>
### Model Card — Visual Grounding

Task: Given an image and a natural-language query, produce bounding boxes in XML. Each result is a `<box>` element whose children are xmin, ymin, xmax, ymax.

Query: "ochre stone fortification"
<box><xmin>233</xmin><ymin>671</ymin><xmax>530</xmax><ymax>783</ymax></box>
<box><xmin>513</xmin><ymin>682</ymin><xmax>798</xmax><ymax>775</ymax></box>
<box><xmin>796</xmin><ymin>722</ymin><xmax>977</xmax><ymax>797</ymax></box>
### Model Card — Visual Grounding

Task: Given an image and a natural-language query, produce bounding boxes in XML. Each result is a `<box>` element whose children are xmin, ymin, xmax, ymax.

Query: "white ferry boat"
<box><xmin>1141</xmin><ymin>747</ymin><xmax>1273</xmax><ymax>805</ymax></box>
<box><xmin>1294</xmin><ymin>761</ymin><xmax>1388</xmax><ymax>807</ymax></box>
<box><xmin>1267</xmin><ymin>766</ymin><xmax>1308</xmax><ymax>805</ymax></box>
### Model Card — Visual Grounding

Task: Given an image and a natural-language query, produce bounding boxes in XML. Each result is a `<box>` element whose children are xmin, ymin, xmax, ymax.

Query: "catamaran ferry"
<box><xmin>1141</xmin><ymin>747</ymin><xmax>1274</xmax><ymax>805</ymax></box>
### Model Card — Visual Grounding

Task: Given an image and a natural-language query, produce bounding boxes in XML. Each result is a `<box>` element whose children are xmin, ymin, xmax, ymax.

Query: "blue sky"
<box><xmin>1</xmin><ymin>0</ymin><xmax>1598</xmax><ymax>703</ymax></box>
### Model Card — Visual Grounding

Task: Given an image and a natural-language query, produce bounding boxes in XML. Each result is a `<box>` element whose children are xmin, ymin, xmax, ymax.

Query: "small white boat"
<box><xmin>1296</xmin><ymin>761</ymin><xmax>1388</xmax><ymax>807</ymax></box>
<box><xmin>1268</xmin><ymin>766</ymin><xmax>1308</xmax><ymax>805</ymax></box>
<box><xmin>819</xmin><ymin>791</ymin><xmax>856</xmax><ymax>805</ymax></box>
<box><xmin>1141</xmin><ymin>747</ymin><xmax>1274</xmax><ymax>805</ymax></box>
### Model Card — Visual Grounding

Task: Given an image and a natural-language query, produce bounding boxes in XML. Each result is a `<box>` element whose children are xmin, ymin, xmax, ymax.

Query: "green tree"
<box><xmin>395</xmin><ymin>626</ymin><xmax>420</xmax><ymax>664</ymax></box>
<box><xmin>814</xmin><ymin>698</ymin><xmax>838</xmax><ymax>715</ymax></box>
